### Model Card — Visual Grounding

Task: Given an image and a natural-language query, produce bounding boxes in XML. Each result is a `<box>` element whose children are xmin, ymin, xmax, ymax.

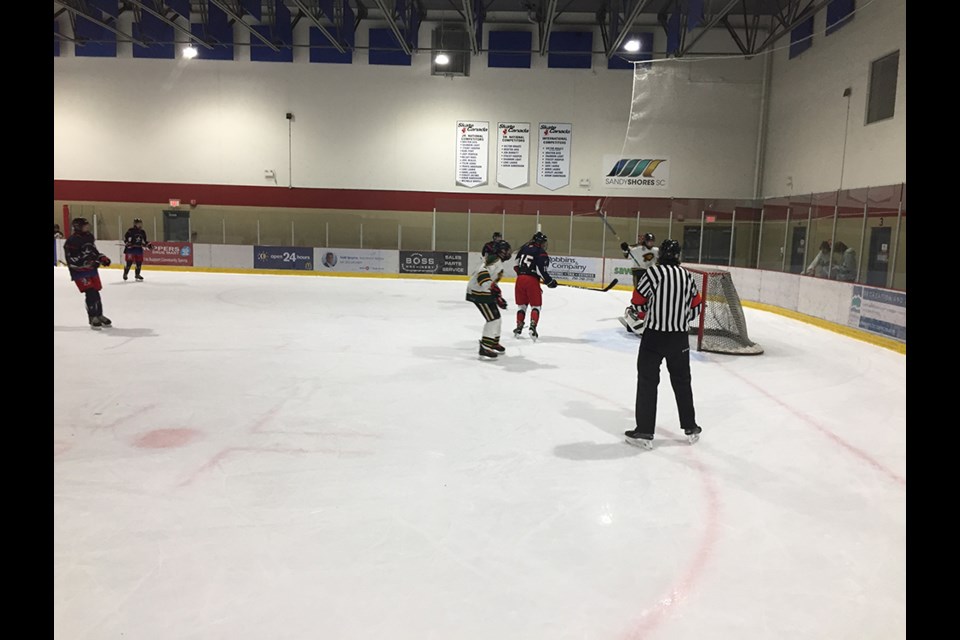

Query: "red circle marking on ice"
<box><xmin>133</xmin><ymin>429</ymin><xmax>199</xmax><ymax>449</ymax></box>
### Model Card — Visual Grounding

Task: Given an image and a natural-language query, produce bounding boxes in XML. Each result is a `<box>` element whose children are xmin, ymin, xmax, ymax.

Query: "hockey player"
<box><xmin>620</xmin><ymin>232</ymin><xmax>659</xmax><ymax>334</ymax></box>
<box><xmin>123</xmin><ymin>218</ymin><xmax>153</xmax><ymax>281</ymax></box>
<box><xmin>63</xmin><ymin>217</ymin><xmax>112</xmax><ymax>329</ymax></box>
<box><xmin>512</xmin><ymin>231</ymin><xmax>557</xmax><ymax>340</ymax></box>
<box><xmin>481</xmin><ymin>232</ymin><xmax>504</xmax><ymax>258</ymax></box>
<box><xmin>466</xmin><ymin>240</ymin><xmax>512</xmax><ymax>358</ymax></box>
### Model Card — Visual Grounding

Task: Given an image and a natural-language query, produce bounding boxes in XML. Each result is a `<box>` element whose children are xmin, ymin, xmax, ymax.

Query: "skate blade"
<box><xmin>624</xmin><ymin>437</ymin><xmax>653</xmax><ymax>450</ymax></box>
<box><xmin>687</xmin><ymin>434</ymin><xmax>700</xmax><ymax>444</ymax></box>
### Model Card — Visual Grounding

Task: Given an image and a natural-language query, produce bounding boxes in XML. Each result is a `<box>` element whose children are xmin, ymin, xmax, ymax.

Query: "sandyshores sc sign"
<box><xmin>603</xmin><ymin>156</ymin><xmax>670</xmax><ymax>189</ymax></box>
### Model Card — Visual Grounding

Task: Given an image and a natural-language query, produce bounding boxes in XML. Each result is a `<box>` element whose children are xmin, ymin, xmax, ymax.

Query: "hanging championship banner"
<box><xmin>496</xmin><ymin>122</ymin><xmax>530</xmax><ymax>189</ymax></box>
<box><xmin>537</xmin><ymin>123</ymin><xmax>572</xmax><ymax>191</ymax></box>
<box><xmin>456</xmin><ymin>121</ymin><xmax>489</xmax><ymax>188</ymax></box>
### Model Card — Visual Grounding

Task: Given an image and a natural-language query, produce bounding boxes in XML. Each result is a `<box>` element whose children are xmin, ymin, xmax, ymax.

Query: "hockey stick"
<box><xmin>557</xmin><ymin>278</ymin><xmax>619</xmax><ymax>292</ymax></box>
<box><xmin>591</xmin><ymin>198</ymin><xmax>645</xmax><ymax>270</ymax></box>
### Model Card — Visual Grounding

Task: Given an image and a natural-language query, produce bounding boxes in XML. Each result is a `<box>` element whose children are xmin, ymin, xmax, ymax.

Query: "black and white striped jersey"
<box><xmin>636</xmin><ymin>264</ymin><xmax>703</xmax><ymax>332</ymax></box>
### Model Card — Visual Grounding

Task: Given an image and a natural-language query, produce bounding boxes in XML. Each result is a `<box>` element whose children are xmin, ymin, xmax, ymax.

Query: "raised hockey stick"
<box><xmin>557</xmin><ymin>278</ymin><xmax>619</xmax><ymax>292</ymax></box>
<box><xmin>591</xmin><ymin>198</ymin><xmax>645</xmax><ymax>270</ymax></box>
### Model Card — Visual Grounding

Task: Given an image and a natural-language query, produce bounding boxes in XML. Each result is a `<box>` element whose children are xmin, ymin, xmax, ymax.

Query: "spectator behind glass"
<box><xmin>832</xmin><ymin>241</ymin><xmax>857</xmax><ymax>282</ymax></box>
<box><xmin>54</xmin><ymin>224</ymin><xmax>64</xmax><ymax>239</ymax></box>
<box><xmin>805</xmin><ymin>240</ymin><xmax>831</xmax><ymax>278</ymax></box>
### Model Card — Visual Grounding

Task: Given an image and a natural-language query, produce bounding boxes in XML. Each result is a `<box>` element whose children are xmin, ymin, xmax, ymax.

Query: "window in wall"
<box><xmin>866</xmin><ymin>50</ymin><xmax>899</xmax><ymax>124</ymax></box>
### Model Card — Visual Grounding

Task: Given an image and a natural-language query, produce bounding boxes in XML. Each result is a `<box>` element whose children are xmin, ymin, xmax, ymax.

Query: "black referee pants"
<box><xmin>635</xmin><ymin>329</ymin><xmax>697</xmax><ymax>436</ymax></box>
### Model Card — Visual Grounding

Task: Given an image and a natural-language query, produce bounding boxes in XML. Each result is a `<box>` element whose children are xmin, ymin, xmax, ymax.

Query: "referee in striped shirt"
<box><xmin>625</xmin><ymin>239</ymin><xmax>704</xmax><ymax>449</ymax></box>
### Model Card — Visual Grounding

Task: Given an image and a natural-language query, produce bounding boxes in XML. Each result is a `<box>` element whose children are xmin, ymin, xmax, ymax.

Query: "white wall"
<box><xmin>53</xmin><ymin>16</ymin><xmax>762</xmax><ymax>199</ymax></box>
<box><xmin>761</xmin><ymin>0</ymin><xmax>906</xmax><ymax>197</ymax></box>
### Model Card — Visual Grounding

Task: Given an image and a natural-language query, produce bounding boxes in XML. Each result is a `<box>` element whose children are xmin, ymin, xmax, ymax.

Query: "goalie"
<box><xmin>619</xmin><ymin>232</ymin><xmax>658</xmax><ymax>334</ymax></box>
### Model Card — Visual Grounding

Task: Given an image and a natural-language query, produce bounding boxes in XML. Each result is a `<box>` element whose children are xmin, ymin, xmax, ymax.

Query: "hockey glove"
<box><xmin>620</xmin><ymin>242</ymin><xmax>629</xmax><ymax>252</ymax></box>
<box><xmin>546</xmin><ymin>279</ymin><xmax>558</xmax><ymax>289</ymax></box>
<box><xmin>497</xmin><ymin>296</ymin><xmax>508</xmax><ymax>310</ymax></box>
<box><xmin>98</xmin><ymin>255</ymin><xmax>111</xmax><ymax>267</ymax></box>
<box><xmin>491</xmin><ymin>283</ymin><xmax>502</xmax><ymax>296</ymax></box>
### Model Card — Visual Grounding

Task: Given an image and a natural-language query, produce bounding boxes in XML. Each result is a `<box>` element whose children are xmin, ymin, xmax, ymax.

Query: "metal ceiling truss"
<box><xmin>749</xmin><ymin>0</ymin><xmax>831</xmax><ymax>54</ymax></box>
<box><xmin>536</xmin><ymin>0</ymin><xmax>558</xmax><ymax>56</ymax></box>
<box><xmin>461</xmin><ymin>0</ymin><xmax>484</xmax><ymax>55</ymax></box>
<box><xmin>57</xmin><ymin>0</ymin><xmax>148</xmax><ymax>47</ymax></box>
<box><xmin>208</xmin><ymin>0</ymin><xmax>281</xmax><ymax>51</ymax></box>
<box><xmin>676</xmin><ymin>0</ymin><xmax>737</xmax><ymax>57</ymax></box>
<box><xmin>290</xmin><ymin>0</ymin><xmax>352</xmax><ymax>53</ymax></box>
<box><xmin>371</xmin><ymin>0</ymin><xmax>423</xmax><ymax>56</ymax></box>
<box><xmin>125</xmin><ymin>0</ymin><xmax>215</xmax><ymax>49</ymax></box>
<box><xmin>599</xmin><ymin>0</ymin><xmax>655</xmax><ymax>59</ymax></box>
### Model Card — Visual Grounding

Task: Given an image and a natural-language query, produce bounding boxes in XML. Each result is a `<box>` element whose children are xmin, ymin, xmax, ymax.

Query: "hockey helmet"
<box><xmin>531</xmin><ymin>231</ymin><xmax>548</xmax><ymax>246</ymax></box>
<box><xmin>659</xmin><ymin>239</ymin><xmax>682</xmax><ymax>265</ymax></box>
<box><xmin>496</xmin><ymin>240</ymin><xmax>512</xmax><ymax>261</ymax></box>
<box><xmin>134</xmin><ymin>217</ymin><xmax>143</xmax><ymax>225</ymax></box>
<box><xmin>71</xmin><ymin>217</ymin><xmax>90</xmax><ymax>233</ymax></box>
<box><xmin>641</xmin><ymin>232</ymin><xmax>656</xmax><ymax>245</ymax></box>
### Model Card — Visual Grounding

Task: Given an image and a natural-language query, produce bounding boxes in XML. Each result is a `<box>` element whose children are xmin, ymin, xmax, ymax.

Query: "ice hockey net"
<box><xmin>686</xmin><ymin>268</ymin><xmax>764</xmax><ymax>355</ymax></box>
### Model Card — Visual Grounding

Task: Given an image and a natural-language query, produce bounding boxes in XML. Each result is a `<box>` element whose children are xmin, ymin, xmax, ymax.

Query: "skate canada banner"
<box><xmin>143</xmin><ymin>242</ymin><xmax>193</xmax><ymax>266</ymax></box>
<box><xmin>399</xmin><ymin>251</ymin><xmax>468</xmax><ymax>276</ymax></box>
<box><xmin>315</xmin><ymin>248</ymin><xmax>396</xmax><ymax>273</ymax></box>
<box><xmin>254</xmin><ymin>246</ymin><xmax>313</xmax><ymax>270</ymax></box>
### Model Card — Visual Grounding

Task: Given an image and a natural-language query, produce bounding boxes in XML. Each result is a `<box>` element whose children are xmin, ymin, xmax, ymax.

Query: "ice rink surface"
<box><xmin>54</xmin><ymin>269</ymin><xmax>906</xmax><ymax>640</ymax></box>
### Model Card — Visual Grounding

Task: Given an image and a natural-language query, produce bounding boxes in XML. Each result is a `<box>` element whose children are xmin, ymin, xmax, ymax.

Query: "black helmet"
<box><xmin>71</xmin><ymin>217</ymin><xmax>89</xmax><ymax>232</ymax></box>
<box><xmin>659</xmin><ymin>239</ymin><xmax>681</xmax><ymax>265</ymax></box>
<box><xmin>492</xmin><ymin>231</ymin><xmax>502</xmax><ymax>240</ymax></box>
<box><xmin>496</xmin><ymin>240</ymin><xmax>512</xmax><ymax>261</ymax></box>
<box><xmin>642</xmin><ymin>232</ymin><xmax>656</xmax><ymax>244</ymax></box>
<box><xmin>531</xmin><ymin>231</ymin><xmax>548</xmax><ymax>245</ymax></box>
<box><xmin>134</xmin><ymin>218</ymin><xmax>143</xmax><ymax>225</ymax></box>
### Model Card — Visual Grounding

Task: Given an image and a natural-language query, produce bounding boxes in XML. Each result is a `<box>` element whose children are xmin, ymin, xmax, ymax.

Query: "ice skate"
<box><xmin>684</xmin><ymin>426</ymin><xmax>702</xmax><ymax>445</ymax></box>
<box><xmin>89</xmin><ymin>316</ymin><xmax>102</xmax><ymax>330</ymax></box>
<box><xmin>529</xmin><ymin>323</ymin><xmax>538</xmax><ymax>341</ymax></box>
<box><xmin>97</xmin><ymin>315</ymin><xmax>112</xmax><ymax>327</ymax></box>
<box><xmin>624</xmin><ymin>429</ymin><xmax>654</xmax><ymax>449</ymax></box>
<box><xmin>478</xmin><ymin>341</ymin><xmax>499</xmax><ymax>358</ymax></box>
<box><xmin>513</xmin><ymin>324</ymin><xmax>524</xmax><ymax>338</ymax></box>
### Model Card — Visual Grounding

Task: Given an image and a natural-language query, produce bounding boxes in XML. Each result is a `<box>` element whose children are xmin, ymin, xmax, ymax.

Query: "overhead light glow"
<box><xmin>183</xmin><ymin>45</ymin><xmax>199</xmax><ymax>59</ymax></box>
<box><xmin>435</xmin><ymin>53</ymin><xmax>450</xmax><ymax>65</ymax></box>
<box><xmin>624</xmin><ymin>39</ymin><xmax>641</xmax><ymax>52</ymax></box>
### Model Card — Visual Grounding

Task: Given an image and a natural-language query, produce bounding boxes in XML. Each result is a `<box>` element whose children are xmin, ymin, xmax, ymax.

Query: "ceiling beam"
<box><xmin>371</xmin><ymin>0</ymin><xmax>412</xmax><ymax>56</ymax></box>
<box><xmin>56</xmin><ymin>1</ymin><xmax>147</xmax><ymax>47</ymax></box>
<box><xmin>291</xmin><ymin>0</ymin><xmax>347</xmax><ymax>54</ymax></box>
<box><xmin>538</xmin><ymin>0</ymin><xmax>558</xmax><ymax>56</ymax></box>
<box><xmin>753</xmin><ymin>0</ymin><xmax>831</xmax><ymax>53</ymax></box>
<box><xmin>208</xmin><ymin>0</ymin><xmax>281</xmax><ymax>52</ymax></box>
<box><xmin>605</xmin><ymin>0</ymin><xmax>655</xmax><ymax>58</ymax></box>
<box><xmin>462</xmin><ymin>0</ymin><xmax>479</xmax><ymax>55</ymax></box>
<box><xmin>677</xmin><ymin>0</ymin><xmax>738</xmax><ymax>57</ymax></box>
<box><xmin>126</xmin><ymin>0</ymin><xmax>214</xmax><ymax>49</ymax></box>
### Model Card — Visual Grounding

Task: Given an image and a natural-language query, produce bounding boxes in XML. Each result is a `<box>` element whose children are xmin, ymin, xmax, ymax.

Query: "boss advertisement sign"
<box><xmin>547</xmin><ymin>256</ymin><xmax>602</xmax><ymax>284</ymax></box>
<box><xmin>315</xmin><ymin>248</ymin><xmax>396</xmax><ymax>273</ymax></box>
<box><xmin>399</xmin><ymin>251</ymin><xmax>468</xmax><ymax>275</ymax></box>
<box><xmin>143</xmin><ymin>242</ymin><xmax>193</xmax><ymax>266</ymax></box>
<box><xmin>603</xmin><ymin>155</ymin><xmax>670</xmax><ymax>189</ymax></box>
<box><xmin>254</xmin><ymin>246</ymin><xmax>313</xmax><ymax>270</ymax></box>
